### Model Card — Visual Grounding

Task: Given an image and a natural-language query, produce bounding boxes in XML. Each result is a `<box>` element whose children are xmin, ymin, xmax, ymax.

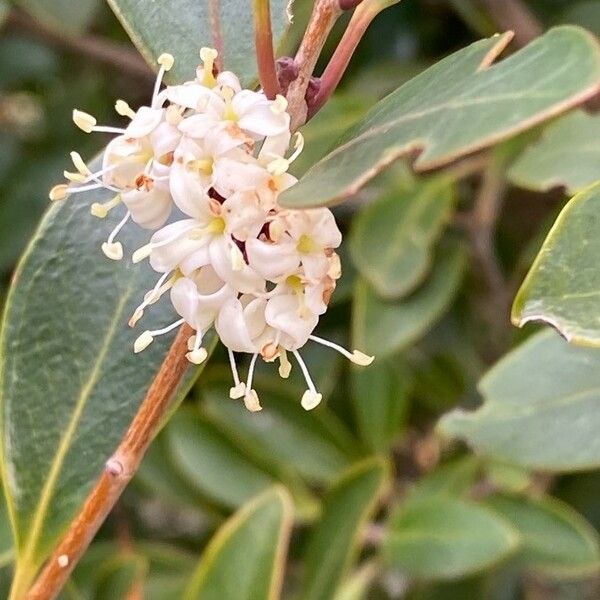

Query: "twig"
<box><xmin>285</xmin><ymin>0</ymin><xmax>343</xmax><ymax>130</ymax></box>
<box><xmin>4</xmin><ymin>10</ymin><xmax>154</xmax><ymax>82</ymax></box>
<box><xmin>309</xmin><ymin>0</ymin><xmax>398</xmax><ymax>117</ymax></box>
<box><xmin>480</xmin><ymin>0</ymin><xmax>543</xmax><ymax>47</ymax></box>
<box><xmin>253</xmin><ymin>0</ymin><xmax>281</xmax><ymax>98</ymax></box>
<box><xmin>24</xmin><ymin>324</ymin><xmax>194</xmax><ymax>600</ymax></box>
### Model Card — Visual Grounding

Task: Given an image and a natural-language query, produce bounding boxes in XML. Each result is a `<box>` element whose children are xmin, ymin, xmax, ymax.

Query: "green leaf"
<box><xmin>300</xmin><ymin>458</ymin><xmax>389</xmax><ymax>600</ymax></box>
<box><xmin>280</xmin><ymin>27</ymin><xmax>600</xmax><ymax>208</ymax></box>
<box><xmin>201</xmin><ymin>381</ymin><xmax>353</xmax><ymax>484</ymax></box>
<box><xmin>508</xmin><ymin>111</ymin><xmax>600</xmax><ymax>195</ymax></box>
<box><xmin>166</xmin><ymin>408</ymin><xmax>281</xmax><ymax>510</ymax></box>
<box><xmin>349</xmin><ymin>179</ymin><xmax>454</xmax><ymax>299</ymax></box>
<box><xmin>184</xmin><ymin>487</ymin><xmax>293</xmax><ymax>600</ymax></box>
<box><xmin>438</xmin><ymin>330</ymin><xmax>600</xmax><ymax>471</ymax></box>
<box><xmin>14</xmin><ymin>0</ymin><xmax>100</xmax><ymax>35</ymax></box>
<box><xmin>409</xmin><ymin>456</ymin><xmax>481</xmax><ymax>501</ymax></box>
<box><xmin>352</xmin><ymin>244</ymin><xmax>467</xmax><ymax>358</ymax></box>
<box><xmin>332</xmin><ymin>563</ymin><xmax>378</xmax><ymax>600</ymax></box>
<box><xmin>350</xmin><ymin>358</ymin><xmax>412</xmax><ymax>453</ymax></box>
<box><xmin>512</xmin><ymin>182</ymin><xmax>600</xmax><ymax>346</ymax></box>
<box><xmin>384</xmin><ymin>496</ymin><xmax>520</xmax><ymax>580</ymax></box>
<box><xmin>107</xmin><ymin>0</ymin><xmax>291</xmax><ymax>85</ymax></box>
<box><xmin>0</xmin><ymin>158</ymin><xmax>206</xmax><ymax>588</ymax></box>
<box><xmin>485</xmin><ymin>495</ymin><xmax>600</xmax><ymax>577</ymax></box>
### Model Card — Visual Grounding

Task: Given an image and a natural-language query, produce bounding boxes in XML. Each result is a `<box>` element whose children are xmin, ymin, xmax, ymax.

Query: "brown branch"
<box><xmin>285</xmin><ymin>0</ymin><xmax>343</xmax><ymax>130</ymax></box>
<box><xmin>480</xmin><ymin>0</ymin><xmax>543</xmax><ymax>47</ymax></box>
<box><xmin>4</xmin><ymin>10</ymin><xmax>154</xmax><ymax>83</ymax></box>
<box><xmin>24</xmin><ymin>324</ymin><xmax>194</xmax><ymax>600</ymax></box>
<box><xmin>253</xmin><ymin>0</ymin><xmax>281</xmax><ymax>98</ymax></box>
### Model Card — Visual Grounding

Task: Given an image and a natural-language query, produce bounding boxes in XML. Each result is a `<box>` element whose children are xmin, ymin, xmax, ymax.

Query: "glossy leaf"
<box><xmin>280</xmin><ymin>27</ymin><xmax>600</xmax><ymax>208</ymax></box>
<box><xmin>439</xmin><ymin>330</ymin><xmax>600</xmax><ymax>471</ymax></box>
<box><xmin>384</xmin><ymin>496</ymin><xmax>520</xmax><ymax>580</ymax></box>
<box><xmin>350</xmin><ymin>358</ymin><xmax>412</xmax><ymax>453</ymax></box>
<box><xmin>184</xmin><ymin>487</ymin><xmax>293</xmax><ymax>600</ymax></box>
<box><xmin>107</xmin><ymin>0</ymin><xmax>292</xmax><ymax>85</ymax></box>
<box><xmin>512</xmin><ymin>182</ymin><xmax>600</xmax><ymax>346</ymax></box>
<box><xmin>509</xmin><ymin>111</ymin><xmax>600</xmax><ymax>195</ymax></box>
<box><xmin>300</xmin><ymin>458</ymin><xmax>389</xmax><ymax>600</ymax></box>
<box><xmin>349</xmin><ymin>179</ymin><xmax>454</xmax><ymax>299</ymax></box>
<box><xmin>0</xmin><ymin>158</ymin><xmax>206</xmax><ymax>586</ymax></box>
<box><xmin>485</xmin><ymin>495</ymin><xmax>600</xmax><ymax>577</ymax></box>
<box><xmin>201</xmin><ymin>381</ymin><xmax>353</xmax><ymax>484</ymax></box>
<box><xmin>352</xmin><ymin>244</ymin><xmax>467</xmax><ymax>358</ymax></box>
<box><xmin>14</xmin><ymin>0</ymin><xmax>100</xmax><ymax>35</ymax></box>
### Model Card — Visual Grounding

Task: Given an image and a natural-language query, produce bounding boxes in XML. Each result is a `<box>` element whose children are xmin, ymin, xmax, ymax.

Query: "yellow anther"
<box><xmin>91</xmin><ymin>195</ymin><xmax>121</xmax><ymax>219</ymax></box>
<box><xmin>70</xmin><ymin>151</ymin><xmax>90</xmax><ymax>175</ymax></box>
<box><xmin>101</xmin><ymin>241</ymin><xmax>123</xmax><ymax>261</ymax></box>
<box><xmin>49</xmin><ymin>184</ymin><xmax>70</xmax><ymax>201</ymax></box>
<box><xmin>134</xmin><ymin>331</ymin><xmax>154</xmax><ymax>353</ymax></box>
<box><xmin>132</xmin><ymin>243</ymin><xmax>153</xmax><ymax>263</ymax></box>
<box><xmin>200</xmin><ymin>47</ymin><xmax>218</xmax><ymax>87</ymax></box>
<box><xmin>72</xmin><ymin>109</ymin><xmax>96</xmax><ymax>133</ymax></box>
<box><xmin>301</xmin><ymin>390</ymin><xmax>322</xmax><ymax>411</ymax></box>
<box><xmin>63</xmin><ymin>170</ymin><xmax>86</xmax><ymax>183</ymax></box>
<box><xmin>278</xmin><ymin>350</ymin><xmax>292</xmax><ymax>378</ymax></box>
<box><xmin>115</xmin><ymin>100</ymin><xmax>136</xmax><ymax>118</ymax></box>
<box><xmin>297</xmin><ymin>234</ymin><xmax>318</xmax><ymax>254</ymax></box>
<box><xmin>186</xmin><ymin>348</ymin><xmax>208</xmax><ymax>364</ymax></box>
<box><xmin>271</xmin><ymin>94</ymin><xmax>288</xmax><ymax>114</ymax></box>
<box><xmin>244</xmin><ymin>389</ymin><xmax>262</xmax><ymax>412</ymax></box>
<box><xmin>351</xmin><ymin>350</ymin><xmax>374</xmax><ymax>366</ymax></box>
<box><xmin>157</xmin><ymin>53</ymin><xmax>175</xmax><ymax>71</ymax></box>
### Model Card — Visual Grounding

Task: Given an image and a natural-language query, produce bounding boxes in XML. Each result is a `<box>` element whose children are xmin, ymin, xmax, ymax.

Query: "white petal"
<box><xmin>121</xmin><ymin>188</ymin><xmax>172</xmax><ymax>229</ymax></box>
<box><xmin>212</xmin><ymin>156</ymin><xmax>267</xmax><ymax>197</ymax></box>
<box><xmin>215</xmin><ymin>298</ymin><xmax>257</xmax><ymax>352</ymax></box>
<box><xmin>125</xmin><ymin>106</ymin><xmax>164</xmax><ymax>138</ymax></box>
<box><xmin>245</xmin><ymin>237</ymin><xmax>299</xmax><ymax>281</ymax></box>
<box><xmin>259</xmin><ymin>131</ymin><xmax>291</xmax><ymax>161</ymax></box>
<box><xmin>150</xmin><ymin>121</ymin><xmax>181</xmax><ymax>158</ymax></box>
<box><xmin>148</xmin><ymin>219</ymin><xmax>207</xmax><ymax>273</ymax></box>
<box><xmin>209</xmin><ymin>237</ymin><xmax>265</xmax><ymax>294</ymax></box>
<box><xmin>310</xmin><ymin>208</ymin><xmax>342</xmax><ymax>248</ymax></box>
<box><xmin>302</xmin><ymin>253</ymin><xmax>330</xmax><ymax>282</ymax></box>
<box><xmin>165</xmin><ymin>83</ymin><xmax>223</xmax><ymax>111</ymax></box>
<box><xmin>265</xmin><ymin>294</ymin><xmax>318</xmax><ymax>349</ymax></box>
<box><xmin>221</xmin><ymin>191</ymin><xmax>266</xmax><ymax>241</ymax></box>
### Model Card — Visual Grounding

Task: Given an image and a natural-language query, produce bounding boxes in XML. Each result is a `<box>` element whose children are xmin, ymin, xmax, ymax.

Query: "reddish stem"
<box><xmin>24</xmin><ymin>325</ymin><xmax>193</xmax><ymax>600</ymax></box>
<box><xmin>254</xmin><ymin>0</ymin><xmax>281</xmax><ymax>98</ymax></box>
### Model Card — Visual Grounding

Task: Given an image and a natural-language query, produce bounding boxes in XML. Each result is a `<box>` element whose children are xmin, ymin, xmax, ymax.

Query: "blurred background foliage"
<box><xmin>2</xmin><ymin>0</ymin><xmax>600</xmax><ymax>598</ymax></box>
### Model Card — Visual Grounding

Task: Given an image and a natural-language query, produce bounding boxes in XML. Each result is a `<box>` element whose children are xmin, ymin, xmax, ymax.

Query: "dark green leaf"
<box><xmin>409</xmin><ymin>456</ymin><xmax>481</xmax><ymax>501</ymax></box>
<box><xmin>512</xmin><ymin>182</ymin><xmax>600</xmax><ymax>346</ymax></box>
<box><xmin>438</xmin><ymin>330</ymin><xmax>600</xmax><ymax>471</ymax></box>
<box><xmin>384</xmin><ymin>496</ymin><xmax>520</xmax><ymax>580</ymax></box>
<box><xmin>352</xmin><ymin>244</ymin><xmax>467</xmax><ymax>358</ymax></box>
<box><xmin>300</xmin><ymin>458</ymin><xmax>389</xmax><ymax>600</ymax></box>
<box><xmin>485</xmin><ymin>495</ymin><xmax>600</xmax><ymax>577</ymax></box>
<box><xmin>14</xmin><ymin>0</ymin><xmax>100</xmax><ymax>35</ymax></box>
<box><xmin>184</xmin><ymin>487</ymin><xmax>293</xmax><ymax>600</ymax></box>
<box><xmin>509</xmin><ymin>110</ymin><xmax>600</xmax><ymax>194</ymax></box>
<box><xmin>349</xmin><ymin>179</ymin><xmax>454</xmax><ymax>299</ymax></box>
<box><xmin>350</xmin><ymin>358</ymin><xmax>412</xmax><ymax>453</ymax></box>
<box><xmin>0</xmin><ymin>158</ymin><xmax>206</xmax><ymax>589</ymax></box>
<box><xmin>280</xmin><ymin>27</ymin><xmax>600</xmax><ymax>208</ymax></box>
<box><xmin>107</xmin><ymin>0</ymin><xmax>292</xmax><ymax>85</ymax></box>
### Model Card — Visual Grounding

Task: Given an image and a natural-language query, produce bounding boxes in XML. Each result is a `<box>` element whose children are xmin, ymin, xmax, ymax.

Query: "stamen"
<box><xmin>101</xmin><ymin>211</ymin><xmax>131</xmax><ymax>261</ymax></box>
<box><xmin>308</xmin><ymin>335</ymin><xmax>375</xmax><ymax>366</ymax></box>
<box><xmin>151</xmin><ymin>53</ymin><xmax>174</xmax><ymax>107</ymax></box>
<box><xmin>288</xmin><ymin>132</ymin><xmax>304</xmax><ymax>163</ymax></box>
<box><xmin>267</xmin><ymin>157</ymin><xmax>289</xmax><ymax>176</ymax></box>
<box><xmin>228</xmin><ymin>349</ymin><xmax>246</xmax><ymax>399</ymax></box>
<box><xmin>293</xmin><ymin>349</ymin><xmax>322</xmax><ymax>410</ymax></box>
<box><xmin>200</xmin><ymin>47</ymin><xmax>218</xmax><ymax>87</ymax></box>
<box><xmin>115</xmin><ymin>100</ymin><xmax>136</xmax><ymax>119</ymax></box>
<box><xmin>49</xmin><ymin>184</ymin><xmax>70</xmax><ymax>201</ymax></box>
<box><xmin>134</xmin><ymin>330</ymin><xmax>154</xmax><ymax>353</ymax></box>
<box><xmin>132</xmin><ymin>223</ymin><xmax>198</xmax><ymax>263</ymax></box>
<box><xmin>186</xmin><ymin>328</ymin><xmax>207</xmax><ymax>364</ymax></box>
<box><xmin>129</xmin><ymin>270</ymin><xmax>174</xmax><ymax>327</ymax></box>
<box><xmin>243</xmin><ymin>353</ymin><xmax>262</xmax><ymax>412</ymax></box>
<box><xmin>91</xmin><ymin>194</ymin><xmax>122</xmax><ymax>218</ymax></box>
<box><xmin>64</xmin><ymin>170</ymin><xmax>86</xmax><ymax>183</ymax></box>
<box><xmin>73</xmin><ymin>109</ymin><xmax>96</xmax><ymax>133</ymax></box>
<box><xmin>271</xmin><ymin>94</ymin><xmax>288</xmax><ymax>114</ymax></box>
<box><xmin>278</xmin><ymin>349</ymin><xmax>291</xmax><ymax>378</ymax></box>
<box><xmin>149</xmin><ymin>317</ymin><xmax>185</xmax><ymax>337</ymax></box>
<box><xmin>221</xmin><ymin>87</ymin><xmax>237</xmax><ymax>121</ymax></box>
<box><xmin>70</xmin><ymin>151</ymin><xmax>91</xmax><ymax>176</ymax></box>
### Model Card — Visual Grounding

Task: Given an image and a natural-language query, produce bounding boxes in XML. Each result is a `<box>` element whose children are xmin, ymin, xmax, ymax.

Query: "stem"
<box><xmin>285</xmin><ymin>0</ymin><xmax>343</xmax><ymax>130</ymax></box>
<box><xmin>480</xmin><ymin>0</ymin><xmax>542</xmax><ymax>47</ymax></box>
<box><xmin>24</xmin><ymin>324</ymin><xmax>194</xmax><ymax>600</ymax></box>
<box><xmin>253</xmin><ymin>0</ymin><xmax>281</xmax><ymax>99</ymax></box>
<box><xmin>5</xmin><ymin>10</ymin><xmax>154</xmax><ymax>82</ymax></box>
<box><xmin>309</xmin><ymin>0</ymin><xmax>392</xmax><ymax>117</ymax></box>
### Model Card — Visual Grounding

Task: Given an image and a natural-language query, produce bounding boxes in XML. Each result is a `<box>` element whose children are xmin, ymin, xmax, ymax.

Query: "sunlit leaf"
<box><xmin>349</xmin><ymin>179</ymin><xmax>454</xmax><ymax>299</ymax></box>
<box><xmin>107</xmin><ymin>0</ymin><xmax>292</xmax><ymax>85</ymax></box>
<box><xmin>280</xmin><ymin>27</ymin><xmax>600</xmax><ymax>208</ymax></box>
<box><xmin>512</xmin><ymin>182</ymin><xmax>600</xmax><ymax>346</ymax></box>
<box><xmin>352</xmin><ymin>244</ymin><xmax>467</xmax><ymax>358</ymax></box>
<box><xmin>438</xmin><ymin>330</ymin><xmax>600</xmax><ymax>471</ymax></box>
<box><xmin>509</xmin><ymin>111</ymin><xmax>600</xmax><ymax>194</ymax></box>
<box><xmin>384</xmin><ymin>496</ymin><xmax>520</xmax><ymax>579</ymax></box>
<box><xmin>0</xmin><ymin>158</ymin><xmax>207</xmax><ymax>590</ymax></box>
<box><xmin>184</xmin><ymin>487</ymin><xmax>293</xmax><ymax>600</ymax></box>
<box><xmin>485</xmin><ymin>495</ymin><xmax>600</xmax><ymax>577</ymax></box>
<box><xmin>300</xmin><ymin>458</ymin><xmax>389</xmax><ymax>600</ymax></box>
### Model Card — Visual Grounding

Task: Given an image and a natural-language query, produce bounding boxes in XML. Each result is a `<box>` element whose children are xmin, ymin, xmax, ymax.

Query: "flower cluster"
<box><xmin>50</xmin><ymin>49</ymin><xmax>373</xmax><ymax>411</ymax></box>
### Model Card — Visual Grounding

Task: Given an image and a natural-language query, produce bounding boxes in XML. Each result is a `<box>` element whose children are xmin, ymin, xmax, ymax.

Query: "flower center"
<box><xmin>296</xmin><ymin>234</ymin><xmax>318</xmax><ymax>254</ymax></box>
<box><xmin>187</xmin><ymin>158</ymin><xmax>214</xmax><ymax>176</ymax></box>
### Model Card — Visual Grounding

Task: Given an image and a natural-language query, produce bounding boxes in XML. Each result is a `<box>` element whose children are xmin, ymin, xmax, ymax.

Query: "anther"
<box><xmin>157</xmin><ymin>53</ymin><xmax>175</xmax><ymax>71</ymax></box>
<box><xmin>351</xmin><ymin>350</ymin><xmax>375</xmax><ymax>366</ymax></box>
<box><xmin>115</xmin><ymin>99</ymin><xmax>136</xmax><ymax>118</ymax></box>
<box><xmin>49</xmin><ymin>184</ymin><xmax>70</xmax><ymax>201</ymax></box>
<box><xmin>244</xmin><ymin>389</ymin><xmax>262</xmax><ymax>412</ymax></box>
<box><xmin>134</xmin><ymin>330</ymin><xmax>154</xmax><ymax>353</ymax></box>
<box><xmin>101</xmin><ymin>241</ymin><xmax>124</xmax><ymax>261</ymax></box>
<box><xmin>301</xmin><ymin>390</ymin><xmax>322</xmax><ymax>411</ymax></box>
<box><xmin>72</xmin><ymin>109</ymin><xmax>97</xmax><ymax>133</ymax></box>
<box><xmin>132</xmin><ymin>243</ymin><xmax>153</xmax><ymax>263</ymax></box>
<box><xmin>186</xmin><ymin>347</ymin><xmax>208</xmax><ymax>364</ymax></box>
